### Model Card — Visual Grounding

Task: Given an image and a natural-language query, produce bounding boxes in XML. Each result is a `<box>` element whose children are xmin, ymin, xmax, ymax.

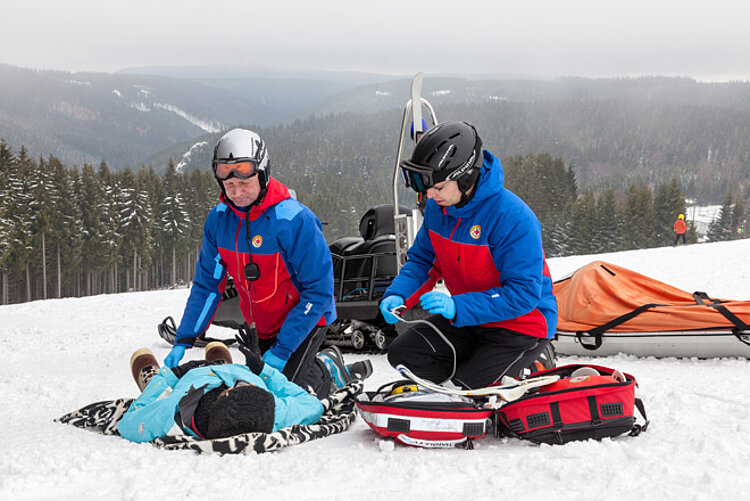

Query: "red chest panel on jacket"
<box><xmin>218</xmin><ymin>248</ymin><xmax>299</xmax><ymax>338</ymax></box>
<box><xmin>429</xmin><ymin>230</ymin><xmax>500</xmax><ymax>294</ymax></box>
<box><xmin>427</xmin><ymin>227</ymin><xmax>548</xmax><ymax>338</ymax></box>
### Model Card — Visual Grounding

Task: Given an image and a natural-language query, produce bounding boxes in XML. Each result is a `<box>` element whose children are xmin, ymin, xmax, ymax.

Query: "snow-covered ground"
<box><xmin>2</xmin><ymin>239</ymin><xmax>750</xmax><ymax>500</ymax></box>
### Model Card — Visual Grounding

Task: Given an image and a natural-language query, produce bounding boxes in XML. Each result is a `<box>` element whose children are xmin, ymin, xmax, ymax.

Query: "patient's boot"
<box><xmin>130</xmin><ymin>348</ymin><xmax>160</xmax><ymax>391</ymax></box>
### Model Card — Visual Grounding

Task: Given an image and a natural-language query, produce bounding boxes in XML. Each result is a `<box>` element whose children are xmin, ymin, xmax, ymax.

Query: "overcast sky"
<box><xmin>2</xmin><ymin>0</ymin><xmax>749</xmax><ymax>81</ymax></box>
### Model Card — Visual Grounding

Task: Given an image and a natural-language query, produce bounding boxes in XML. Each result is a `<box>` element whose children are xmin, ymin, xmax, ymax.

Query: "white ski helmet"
<box><xmin>212</xmin><ymin>128</ymin><xmax>270</xmax><ymax>191</ymax></box>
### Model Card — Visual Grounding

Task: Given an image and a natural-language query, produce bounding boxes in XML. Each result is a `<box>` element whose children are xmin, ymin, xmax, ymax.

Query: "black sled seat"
<box><xmin>329</xmin><ymin>204</ymin><xmax>409</xmax><ymax>320</ymax></box>
<box><xmin>211</xmin><ymin>282</ymin><xmax>244</xmax><ymax>330</ymax></box>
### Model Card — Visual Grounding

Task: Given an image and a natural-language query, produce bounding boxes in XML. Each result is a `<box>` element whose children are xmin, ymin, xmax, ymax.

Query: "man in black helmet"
<box><xmin>164</xmin><ymin>128</ymin><xmax>371</xmax><ymax>397</ymax></box>
<box><xmin>380</xmin><ymin>122</ymin><xmax>558</xmax><ymax>389</ymax></box>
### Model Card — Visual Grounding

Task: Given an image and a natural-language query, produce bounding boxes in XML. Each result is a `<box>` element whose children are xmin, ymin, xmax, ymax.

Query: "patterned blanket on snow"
<box><xmin>55</xmin><ymin>380</ymin><xmax>363</xmax><ymax>454</ymax></box>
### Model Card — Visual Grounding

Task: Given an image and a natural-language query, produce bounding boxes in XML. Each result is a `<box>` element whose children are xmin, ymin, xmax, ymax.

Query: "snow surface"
<box><xmin>2</xmin><ymin>239</ymin><xmax>750</xmax><ymax>500</ymax></box>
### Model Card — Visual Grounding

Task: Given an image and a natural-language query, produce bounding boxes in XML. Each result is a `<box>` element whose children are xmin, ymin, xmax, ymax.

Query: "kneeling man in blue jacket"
<box><xmin>380</xmin><ymin>122</ymin><xmax>558</xmax><ymax>389</ymax></box>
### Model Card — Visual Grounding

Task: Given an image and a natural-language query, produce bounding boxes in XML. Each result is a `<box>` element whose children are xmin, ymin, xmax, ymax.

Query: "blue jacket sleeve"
<box><xmin>175</xmin><ymin>210</ymin><xmax>226</xmax><ymax>346</ymax></box>
<box><xmin>258</xmin><ymin>364</ymin><xmax>325</xmax><ymax>431</ymax></box>
<box><xmin>266</xmin><ymin>206</ymin><xmax>335</xmax><ymax>362</ymax></box>
<box><xmin>452</xmin><ymin>203</ymin><xmax>545</xmax><ymax>327</ymax></box>
<box><xmin>116</xmin><ymin>368</ymin><xmax>180</xmax><ymax>443</ymax></box>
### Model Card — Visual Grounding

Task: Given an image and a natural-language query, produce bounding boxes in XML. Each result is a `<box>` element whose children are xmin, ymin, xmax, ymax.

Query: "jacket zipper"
<box><xmin>449</xmin><ymin>217</ymin><xmax>461</xmax><ymax>262</ymax></box>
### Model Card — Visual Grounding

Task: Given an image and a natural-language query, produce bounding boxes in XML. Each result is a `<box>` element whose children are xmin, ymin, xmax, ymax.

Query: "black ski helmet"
<box><xmin>212</xmin><ymin>128</ymin><xmax>270</xmax><ymax>192</ymax></box>
<box><xmin>400</xmin><ymin>121</ymin><xmax>483</xmax><ymax>194</ymax></box>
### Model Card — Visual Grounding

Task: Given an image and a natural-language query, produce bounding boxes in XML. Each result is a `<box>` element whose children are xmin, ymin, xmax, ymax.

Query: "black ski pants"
<box><xmin>259</xmin><ymin>325</ymin><xmax>333</xmax><ymax>398</ymax></box>
<box><xmin>673</xmin><ymin>233</ymin><xmax>687</xmax><ymax>246</ymax></box>
<box><xmin>387</xmin><ymin>315</ymin><xmax>550</xmax><ymax>389</ymax></box>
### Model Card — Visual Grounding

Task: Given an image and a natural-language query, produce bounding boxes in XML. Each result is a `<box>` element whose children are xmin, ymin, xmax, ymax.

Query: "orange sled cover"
<box><xmin>554</xmin><ymin>261</ymin><xmax>750</xmax><ymax>333</ymax></box>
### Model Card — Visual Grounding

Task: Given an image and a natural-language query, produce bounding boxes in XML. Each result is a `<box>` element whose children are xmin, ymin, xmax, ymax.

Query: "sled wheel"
<box><xmin>373</xmin><ymin>330</ymin><xmax>387</xmax><ymax>351</ymax></box>
<box><xmin>351</xmin><ymin>330</ymin><xmax>366</xmax><ymax>350</ymax></box>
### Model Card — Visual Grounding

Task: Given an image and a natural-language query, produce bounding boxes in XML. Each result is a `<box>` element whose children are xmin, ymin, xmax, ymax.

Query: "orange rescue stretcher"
<box><xmin>552</xmin><ymin>261</ymin><xmax>750</xmax><ymax>358</ymax></box>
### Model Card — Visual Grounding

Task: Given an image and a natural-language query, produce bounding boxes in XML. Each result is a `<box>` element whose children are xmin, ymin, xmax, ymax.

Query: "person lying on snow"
<box><xmin>118</xmin><ymin>332</ymin><xmax>370</xmax><ymax>443</ymax></box>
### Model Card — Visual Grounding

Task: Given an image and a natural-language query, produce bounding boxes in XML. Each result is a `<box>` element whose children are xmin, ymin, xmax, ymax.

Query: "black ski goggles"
<box><xmin>400</xmin><ymin>149</ymin><xmax>482</xmax><ymax>193</ymax></box>
<box><xmin>213</xmin><ymin>159</ymin><xmax>259</xmax><ymax>181</ymax></box>
<box><xmin>399</xmin><ymin>160</ymin><xmax>441</xmax><ymax>193</ymax></box>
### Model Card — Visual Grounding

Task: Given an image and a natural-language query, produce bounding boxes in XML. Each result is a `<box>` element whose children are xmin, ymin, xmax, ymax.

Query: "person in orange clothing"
<box><xmin>673</xmin><ymin>214</ymin><xmax>687</xmax><ymax>246</ymax></box>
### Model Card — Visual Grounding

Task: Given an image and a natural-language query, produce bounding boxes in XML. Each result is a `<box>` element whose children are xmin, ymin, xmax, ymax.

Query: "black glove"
<box><xmin>235</xmin><ymin>327</ymin><xmax>264</xmax><ymax>375</ymax></box>
<box><xmin>172</xmin><ymin>360</ymin><xmax>212</xmax><ymax>379</ymax></box>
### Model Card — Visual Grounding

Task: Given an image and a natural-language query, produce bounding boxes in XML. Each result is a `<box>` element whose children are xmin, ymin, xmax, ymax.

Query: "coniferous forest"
<box><xmin>0</xmin><ymin>141</ymin><xmax>217</xmax><ymax>305</ymax></box>
<box><xmin>1</xmin><ymin>137</ymin><xmax>745</xmax><ymax>305</ymax></box>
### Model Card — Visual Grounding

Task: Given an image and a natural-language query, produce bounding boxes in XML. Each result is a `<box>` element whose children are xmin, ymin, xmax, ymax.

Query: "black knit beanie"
<box><xmin>194</xmin><ymin>383</ymin><xmax>275</xmax><ymax>439</ymax></box>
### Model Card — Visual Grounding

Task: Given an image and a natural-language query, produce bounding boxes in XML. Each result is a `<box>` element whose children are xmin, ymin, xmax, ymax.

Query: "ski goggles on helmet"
<box><xmin>400</xmin><ymin>149</ymin><xmax>480</xmax><ymax>193</ymax></box>
<box><xmin>213</xmin><ymin>159</ymin><xmax>259</xmax><ymax>181</ymax></box>
<box><xmin>399</xmin><ymin>160</ymin><xmax>441</xmax><ymax>193</ymax></box>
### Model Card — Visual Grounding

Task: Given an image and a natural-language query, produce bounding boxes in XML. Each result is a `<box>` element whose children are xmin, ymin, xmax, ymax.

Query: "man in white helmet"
<box><xmin>164</xmin><ymin>129</ymin><xmax>371</xmax><ymax>397</ymax></box>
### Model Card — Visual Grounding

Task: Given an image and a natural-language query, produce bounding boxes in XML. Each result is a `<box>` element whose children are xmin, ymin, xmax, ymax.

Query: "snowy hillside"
<box><xmin>2</xmin><ymin>239</ymin><xmax>750</xmax><ymax>500</ymax></box>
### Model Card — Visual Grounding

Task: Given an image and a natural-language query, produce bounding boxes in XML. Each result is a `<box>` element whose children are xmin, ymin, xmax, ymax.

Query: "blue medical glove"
<box><xmin>164</xmin><ymin>345</ymin><xmax>186</xmax><ymax>368</ymax></box>
<box><xmin>379</xmin><ymin>295</ymin><xmax>405</xmax><ymax>324</ymax></box>
<box><xmin>420</xmin><ymin>291</ymin><xmax>456</xmax><ymax>320</ymax></box>
<box><xmin>262</xmin><ymin>350</ymin><xmax>287</xmax><ymax>372</ymax></box>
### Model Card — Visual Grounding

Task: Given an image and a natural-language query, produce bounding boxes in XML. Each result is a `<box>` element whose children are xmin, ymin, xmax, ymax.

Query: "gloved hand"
<box><xmin>235</xmin><ymin>329</ymin><xmax>264</xmax><ymax>375</ymax></box>
<box><xmin>420</xmin><ymin>291</ymin><xmax>456</xmax><ymax>320</ymax></box>
<box><xmin>379</xmin><ymin>295</ymin><xmax>405</xmax><ymax>324</ymax></box>
<box><xmin>164</xmin><ymin>345</ymin><xmax>186</xmax><ymax>368</ymax></box>
<box><xmin>262</xmin><ymin>349</ymin><xmax>287</xmax><ymax>372</ymax></box>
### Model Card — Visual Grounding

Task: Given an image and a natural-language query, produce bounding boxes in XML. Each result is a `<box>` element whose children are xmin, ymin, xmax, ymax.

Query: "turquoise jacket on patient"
<box><xmin>117</xmin><ymin>363</ymin><xmax>324</xmax><ymax>443</ymax></box>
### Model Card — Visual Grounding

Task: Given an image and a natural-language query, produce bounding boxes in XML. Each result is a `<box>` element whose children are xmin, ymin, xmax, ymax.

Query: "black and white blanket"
<box><xmin>56</xmin><ymin>380</ymin><xmax>363</xmax><ymax>454</ymax></box>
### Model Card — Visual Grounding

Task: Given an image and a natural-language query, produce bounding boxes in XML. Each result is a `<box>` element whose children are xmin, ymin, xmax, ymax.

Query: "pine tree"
<box><xmin>594</xmin><ymin>189</ymin><xmax>620</xmax><ymax>252</ymax></box>
<box><xmin>6</xmin><ymin>147</ymin><xmax>36</xmax><ymax>301</ymax></box>
<box><xmin>707</xmin><ymin>192</ymin><xmax>733</xmax><ymax>241</ymax></box>
<box><xmin>654</xmin><ymin>178</ymin><xmax>686</xmax><ymax>246</ymax></box>
<box><xmin>569</xmin><ymin>191</ymin><xmax>597</xmax><ymax>255</ymax></box>
<box><xmin>622</xmin><ymin>183</ymin><xmax>657</xmax><ymax>249</ymax></box>
<box><xmin>185</xmin><ymin>167</ymin><xmax>220</xmax><ymax>272</ymax></box>
<box><xmin>79</xmin><ymin>164</ymin><xmax>121</xmax><ymax>294</ymax></box>
<box><xmin>116</xmin><ymin>168</ymin><xmax>154</xmax><ymax>291</ymax></box>
<box><xmin>731</xmin><ymin>197</ymin><xmax>744</xmax><ymax>239</ymax></box>
<box><xmin>54</xmin><ymin>164</ymin><xmax>84</xmax><ymax>297</ymax></box>
<box><xmin>31</xmin><ymin>156</ymin><xmax>59</xmax><ymax>299</ymax></box>
<box><xmin>0</xmin><ymin>141</ymin><xmax>15</xmax><ymax>304</ymax></box>
<box><xmin>543</xmin><ymin>212</ymin><xmax>572</xmax><ymax>257</ymax></box>
<box><xmin>158</xmin><ymin>161</ymin><xmax>191</xmax><ymax>285</ymax></box>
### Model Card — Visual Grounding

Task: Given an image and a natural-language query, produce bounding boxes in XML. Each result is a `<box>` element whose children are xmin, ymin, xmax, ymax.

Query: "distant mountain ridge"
<box><xmin>301</xmin><ymin>75</ymin><xmax>750</xmax><ymax>118</ymax></box>
<box><xmin>2</xmin><ymin>63</ymin><xmax>750</xmax><ymax>206</ymax></box>
<box><xmin>0</xmin><ymin>64</ymin><xmax>277</xmax><ymax>167</ymax></box>
<box><xmin>118</xmin><ymin>65</ymin><xmax>405</xmax><ymax>119</ymax></box>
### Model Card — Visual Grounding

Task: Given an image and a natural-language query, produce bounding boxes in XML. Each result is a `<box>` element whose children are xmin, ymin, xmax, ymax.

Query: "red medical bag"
<box><xmin>497</xmin><ymin>364</ymin><xmax>648</xmax><ymax>444</ymax></box>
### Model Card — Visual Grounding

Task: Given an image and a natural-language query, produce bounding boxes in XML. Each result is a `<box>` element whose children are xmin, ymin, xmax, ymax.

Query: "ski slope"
<box><xmin>1</xmin><ymin>239</ymin><xmax>750</xmax><ymax>500</ymax></box>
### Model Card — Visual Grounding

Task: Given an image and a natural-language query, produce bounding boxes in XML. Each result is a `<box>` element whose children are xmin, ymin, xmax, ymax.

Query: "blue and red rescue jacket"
<box><xmin>385</xmin><ymin>151</ymin><xmax>557</xmax><ymax>339</ymax></box>
<box><xmin>175</xmin><ymin>177</ymin><xmax>336</xmax><ymax>362</ymax></box>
